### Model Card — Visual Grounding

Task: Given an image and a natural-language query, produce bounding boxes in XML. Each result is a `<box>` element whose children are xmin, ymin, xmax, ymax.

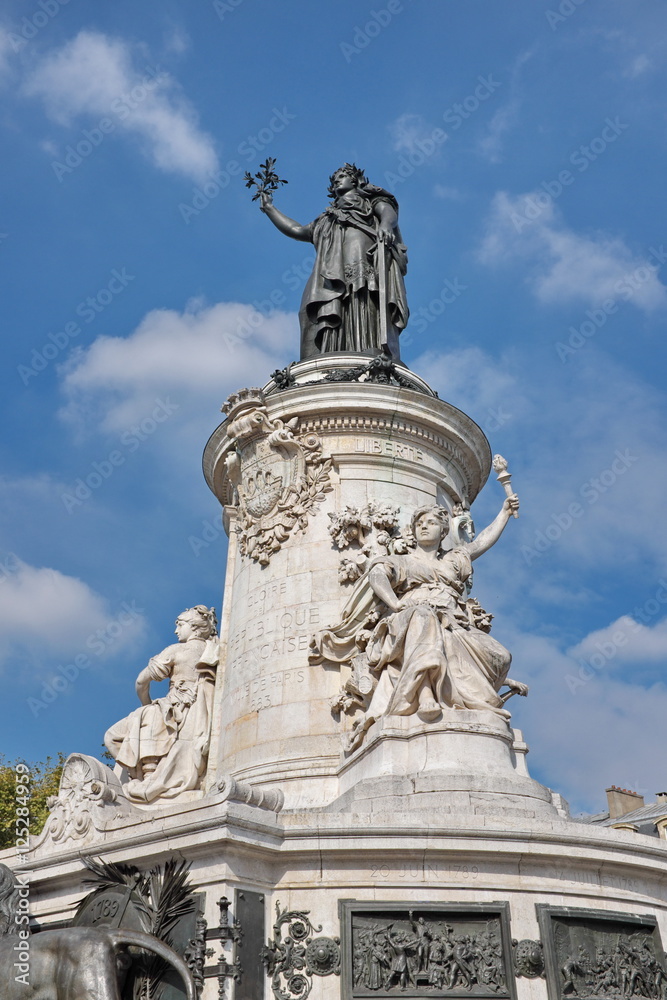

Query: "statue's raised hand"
<box><xmin>260</xmin><ymin>190</ymin><xmax>273</xmax><ymax>213</ymax></box>
<box><xmin>503</xmin><ymin>493</ymin><xmax>520</xmax><ymax>517</ymax></box>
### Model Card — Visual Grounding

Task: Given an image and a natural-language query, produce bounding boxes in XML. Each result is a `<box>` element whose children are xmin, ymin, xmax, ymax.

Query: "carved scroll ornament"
<box><xmin>262</xmin><ymin>901</ymin><xmax>340</xmax><ymax>1000</ymax></box>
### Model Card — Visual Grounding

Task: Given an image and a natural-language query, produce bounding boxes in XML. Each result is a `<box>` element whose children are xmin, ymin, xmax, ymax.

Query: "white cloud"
<box><xmin>478</xmin><ymin>192</ymin><xmax>667</xmax><ymax>312</ymax></box>
<box><xmin>569</xmin><ymin>613</ymin><xmax>667</xmax><ymax>668</ymax></box>
<box><xmin>58</xmin><ymin>298</ymin><xmax>297</xmax><ymax>436</ymax></box>
<box><xmin>388</xmin><ymin>113</ymin><xmax>442</xmax><ymax>156</ymax></box>
<box><xmin>0</xmin><ymin>558</ymin><xmax>145</xmax><ymax>672</ymax></box>
<box><xmin>477</xmin><ymin>99</ymin><xmax>520</xmax><ymax>163</ymax></box>
<box><xmin>434</xmin><ymin>184</ymin><xmax>462</xmax><ymax>201</ymax></box>
<box><xmin>163</xmin><ymin>25</ymin><xmax>190</xmax><ymax>56</ymax></box>
<box><xmin>411</xmin><ymin>346</ymin><xmax>524</xmax><ymax>432</ymax></box>
<box><xmin>624</xmin><ymin>53</ymin><xmax>651</xmax><ymax>78</ymax></box>
<box><xmin>0</xmin><ymin>26</ymin><xmax>15</xmax><ymax>78</ymax></box>
<box><xmin>503</xmin><ymin>626</ymin><xmax>667</xmax><ymax>814</ymax></box>
<box><xmin>476</xmin><ymin>47</ymin><xmax>534</xmax><ymax>163</ymax></box>
<box><xmin>23</xmin><ymin>30</ymin><xmax>218</xmax><ymax>182</ymax></box>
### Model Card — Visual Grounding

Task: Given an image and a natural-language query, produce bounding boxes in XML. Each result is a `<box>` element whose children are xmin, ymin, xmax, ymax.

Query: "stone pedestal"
<box><xmin>15</xmin><ymin>355</ymin><xmax>667</xmax><ymax>1000</ymax></box>
<box><xmin>331</xmin><ymin>713</ymin><xmax>559</xmax><ymax>822</ymax></box>
<box><xmin>202</xmin><ymin>355</ymin><xmax>495</xmax><ymax>810</ymax></box>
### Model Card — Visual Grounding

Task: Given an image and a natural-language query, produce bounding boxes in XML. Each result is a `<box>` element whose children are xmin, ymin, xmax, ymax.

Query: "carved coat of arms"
<box><xmin>222</xmin><ymin>389</ymin><xmax>333</xmax><ymax>565</ymax></box>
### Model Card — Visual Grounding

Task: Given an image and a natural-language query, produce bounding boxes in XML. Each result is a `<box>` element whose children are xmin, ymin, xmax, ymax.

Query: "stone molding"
<box><xmin>203</xmin><ymin>378</ymin><xmax>491</xmax><ymax>517</ymax></box>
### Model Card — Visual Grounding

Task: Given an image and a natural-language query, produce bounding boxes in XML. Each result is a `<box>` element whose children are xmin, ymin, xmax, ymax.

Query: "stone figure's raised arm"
<box><xmin>466</xmin><ymin>494</ymin><xmax>520</xmax><ymax>562</ymax></box>
<box><xmin>259</xmin><ymin>191</ymin><xmax>312</xmax><ymax>242</ymax></box>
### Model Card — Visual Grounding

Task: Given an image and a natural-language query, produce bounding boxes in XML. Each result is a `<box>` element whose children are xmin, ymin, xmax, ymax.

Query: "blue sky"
<box><xmin>1</xmin><ymin>0</ymin><xmax>666</xmax><ymax>814</ymax></box>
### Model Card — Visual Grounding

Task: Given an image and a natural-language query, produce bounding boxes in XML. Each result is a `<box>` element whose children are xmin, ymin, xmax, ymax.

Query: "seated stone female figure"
<box><xmin>104</xmin><ymin>605</ymin><xmax>219</xmax><ymax>803</ymax></box>
<box><xmin>311</xmin><ymin>499</ymin><xmax>527</xmax><ymax>751</ymax></box>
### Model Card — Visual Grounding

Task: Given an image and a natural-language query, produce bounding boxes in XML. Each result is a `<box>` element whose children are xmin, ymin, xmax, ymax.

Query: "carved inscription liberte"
<box><xmin>354</xmin><ymin>438</ymin><xmax>424</xmax><ymax>462</ymax></box>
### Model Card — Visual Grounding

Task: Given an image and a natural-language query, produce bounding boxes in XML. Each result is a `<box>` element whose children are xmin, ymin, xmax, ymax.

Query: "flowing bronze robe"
<box><xmin>299</xmin><ymin>186</ymin><xmax>408</xmax><ymax>359</ymax></box>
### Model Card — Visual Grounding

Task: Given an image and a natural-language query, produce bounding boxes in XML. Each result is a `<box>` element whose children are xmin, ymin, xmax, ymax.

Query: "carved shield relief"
<box><xmin>223</xmin><ymin>391</ymin><xmax>333</xmax><ymax>565</ymax></box>
<box><xmin>238</xmin><ymin>433</ymin><xmax>299</xmax><ymax>520</ymax></box>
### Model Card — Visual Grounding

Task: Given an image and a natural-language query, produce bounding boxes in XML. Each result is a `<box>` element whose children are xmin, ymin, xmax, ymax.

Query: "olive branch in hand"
<box><xmin>244</xmin><ymin>157</ymin><xmax>288</xmax><ymax>201</ymax></box>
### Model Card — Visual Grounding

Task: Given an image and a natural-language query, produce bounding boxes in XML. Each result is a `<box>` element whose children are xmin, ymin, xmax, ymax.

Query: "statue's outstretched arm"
<box><xmin>466</xmin><ymin>494</ymin><xmax>519</xmax><ymax>562</ymax></box>
<box><xmin>259</xmin><ymin>191</ymin><xmax>312</xmax><ymax>242</ymax></box>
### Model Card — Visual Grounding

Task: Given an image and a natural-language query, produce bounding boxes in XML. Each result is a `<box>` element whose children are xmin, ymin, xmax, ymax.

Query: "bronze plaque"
<box><xmin>339</xmin><ymin>901</ymin><xmax>516</xmax><ymax>1000</ymax></box>
<box><xmin>537</xmin><ymin>905</ymin><xmax>667</xmax><ymax>1000</ymax></box>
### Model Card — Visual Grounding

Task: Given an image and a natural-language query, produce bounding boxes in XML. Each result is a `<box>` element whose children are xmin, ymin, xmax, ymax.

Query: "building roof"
<box><xmin>585</xmin><ymin>799</ymin><xmax>667</xmax><ymax>838</ymax></box>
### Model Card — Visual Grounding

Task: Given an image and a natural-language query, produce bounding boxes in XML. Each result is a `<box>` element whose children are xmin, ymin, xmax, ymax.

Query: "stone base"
<box><xmin>312</xmin><ymin>711</ymin><xmax>561</xmax><ymax>821</ymax></box>
<box><xmin>14</xmin><ymin>766</ymin><xmax>667</xmax><ymax>1000</ymax></box>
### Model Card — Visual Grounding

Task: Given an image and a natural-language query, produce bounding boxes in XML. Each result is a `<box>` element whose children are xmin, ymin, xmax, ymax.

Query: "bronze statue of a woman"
<box><xmin>258</xmin><ymin>163</ymin><xmax>409</xmax><ymax>360</ymax></box>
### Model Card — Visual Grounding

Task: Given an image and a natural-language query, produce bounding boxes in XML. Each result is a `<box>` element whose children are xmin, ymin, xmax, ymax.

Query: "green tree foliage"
<box><xmin>0</xmin><ymin>754</ymin><xmax>66</xmax><ymax>849</ymax></box>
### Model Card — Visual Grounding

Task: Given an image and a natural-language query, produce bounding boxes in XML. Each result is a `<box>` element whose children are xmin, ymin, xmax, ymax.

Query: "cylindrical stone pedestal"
<box><xmin>202</xmin><ymin>355</ymin><xmax>516</xmax><ymax>809</ymax></box>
